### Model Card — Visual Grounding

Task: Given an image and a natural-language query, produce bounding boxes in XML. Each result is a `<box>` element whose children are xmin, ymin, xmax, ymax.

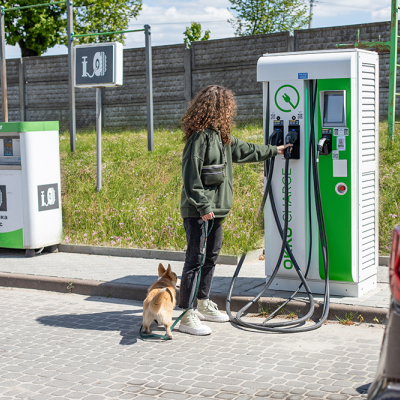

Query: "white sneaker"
<box><xmin>196</xmin><ymin>299</ymin><xmax>230</xmax><ymax>322</ymax></box>
<box><xmin>178</xmin><ymin>308</ymin><xmax>212</xmax><ymax>336</ymax></box>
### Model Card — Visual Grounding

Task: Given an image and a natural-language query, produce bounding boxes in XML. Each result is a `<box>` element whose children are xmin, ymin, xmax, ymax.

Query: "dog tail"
<box><xmin>148</xmin><ymin>288</ymin><xmax>169</xmax><ymax>314</ymax></box>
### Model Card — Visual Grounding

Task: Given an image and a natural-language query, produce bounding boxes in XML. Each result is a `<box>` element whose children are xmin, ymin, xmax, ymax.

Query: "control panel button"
<box><xmin>335</xmin><ymin>182</ymin><xmax>347</xmax><ymax>195</ymax></box>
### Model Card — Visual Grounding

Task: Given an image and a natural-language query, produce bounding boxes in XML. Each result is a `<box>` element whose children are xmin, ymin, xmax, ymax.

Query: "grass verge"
<box><xmin>379</xmin><ymin>121</ymin><xmax>400</xmax><ymax>255</ymax></box>
<box><xmin>60</xmin><ymin>121</ymin><xmax>399</xmax><ymax>255</ymax></box>
<box><xmin>60</xmin><ymin>124</ymin><xmax>265</xmax><ymax>255</ymax></box>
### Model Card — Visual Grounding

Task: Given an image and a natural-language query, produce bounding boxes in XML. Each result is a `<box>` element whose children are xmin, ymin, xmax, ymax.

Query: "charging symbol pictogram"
<box><xmin>282</xmin><ymin>93</ymin><xmax>296</xmax><ymax>109</ymax></box>
<box><xmin>275</xmin><ymin>85</ymin><xmax>300</xmax><ymax>113</ymax></box>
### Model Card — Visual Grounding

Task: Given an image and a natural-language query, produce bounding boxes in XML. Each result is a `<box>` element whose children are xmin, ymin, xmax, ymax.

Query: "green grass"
<box><xmin>60</xmin><ymin>121</ymin><xmax>399</xmax><ymax>255</ymax></box>
<box><xmin>335</xmin><ymin>312</ymin><xmax>356</xmax><ymax>325</ymax></box>
<box><xmin>379</xmin><ymin>121</ymin><xmax>400</xmax><ymax>255</ymax></box>
<box><xmin>60</xmin><ymin>124</ymin><xmax>265</xmax><ymax>255</ymax></box>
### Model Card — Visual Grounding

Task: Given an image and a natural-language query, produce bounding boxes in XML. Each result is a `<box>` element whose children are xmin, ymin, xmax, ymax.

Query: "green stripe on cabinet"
<box><xmin>0</xmin><ymin>121</ymin><xmax>59</xmax><ymax>133</ymax></box>
<box><xmin>0</xmin><ymin>229</ymin><xmax>23</xmax><ymax>248</ymax></box>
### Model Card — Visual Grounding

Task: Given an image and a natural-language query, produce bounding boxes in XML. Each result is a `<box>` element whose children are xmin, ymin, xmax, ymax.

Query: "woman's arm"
<box><xmin>231</xmin><ymin>136</ymin><xmax>290</xmax><ymax>163</ymax></box>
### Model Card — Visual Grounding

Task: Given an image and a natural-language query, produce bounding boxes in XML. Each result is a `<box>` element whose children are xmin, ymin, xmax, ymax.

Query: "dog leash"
<box><xmin>140</xmin><ymin>219</ymin><xmax>214</xmax><ymax>340</ymax></box>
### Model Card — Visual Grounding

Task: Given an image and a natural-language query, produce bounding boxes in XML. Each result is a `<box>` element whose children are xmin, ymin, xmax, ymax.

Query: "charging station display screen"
<box><xmin>323</xmin><ymin>93</ymin><xmax>345</xmax><ymax>126</ymax></box>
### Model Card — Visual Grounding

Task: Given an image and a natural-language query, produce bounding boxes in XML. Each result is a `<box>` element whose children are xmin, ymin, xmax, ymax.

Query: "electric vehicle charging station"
<box><xmin>0</xmin><ymin>121</ymin><xmax>62</xmax><ymax>257</ymax></box>
<box><xmin>258</xmin><ymin>49</ymin><xmax>379</xmax><ymax>297</ymax></box>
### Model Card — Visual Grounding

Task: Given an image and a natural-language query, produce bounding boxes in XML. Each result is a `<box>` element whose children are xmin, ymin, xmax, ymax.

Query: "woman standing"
<box><xmin>179</xmin><ymin>85</ymin><xmax>291</xmax><ymax>335</ymax></box>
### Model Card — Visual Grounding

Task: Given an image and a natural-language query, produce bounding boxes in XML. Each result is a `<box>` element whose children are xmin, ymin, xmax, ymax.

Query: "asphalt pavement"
<box><xmin>0</xmin><ymin>249</ymin><xmax>391</xmax><ymax>323</ymax></box>
<box><xmin>0</xmin><ymin>287</ymin><xmax>385</xmax><ymax>400</ymax></box>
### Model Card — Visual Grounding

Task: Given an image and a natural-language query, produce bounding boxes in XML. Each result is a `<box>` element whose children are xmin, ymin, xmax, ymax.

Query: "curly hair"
<box><xmin>180</xmin><ymin>85</ymin><xmax>237</xmax><ymax>145</ymax></box>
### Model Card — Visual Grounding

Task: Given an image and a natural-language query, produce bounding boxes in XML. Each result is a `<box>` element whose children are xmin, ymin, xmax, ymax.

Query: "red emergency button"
<box><xmin>335</xmin><ymin>182</ymin><xmax>347</xmax><ymax>195</ymax></box>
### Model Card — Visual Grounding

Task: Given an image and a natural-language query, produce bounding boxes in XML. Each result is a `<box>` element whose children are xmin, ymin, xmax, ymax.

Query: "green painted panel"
<box><xmin>0</xmin><ymin>228</ymin><xmax>23</xmax><ymax>248</ymax></box>
<box><xmin>0</xmin><ymin>121</ymin><xmax>59</xmax><ymax>133</ymax></box>
<box><xmin>317</xmin><ymin>79</ymin><xmax>353</xmax><ymax>282</ymax></box>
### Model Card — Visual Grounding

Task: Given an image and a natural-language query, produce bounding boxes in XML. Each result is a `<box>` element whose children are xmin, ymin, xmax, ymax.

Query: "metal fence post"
<box><xmin>183</xmin><ymin>43</ymin><xmax>192</xmax><ymax>108</ymax></box>
<box><xmin>96</xmin><ymin>87</ymin><xmax>102</xmax><ymax>192</ymax></box>
<box><xmin>145</xmin><ymin>24</ymin><xmax>154</xmax><ymax>151</ymax></box>
<box><xmin>0</xmin><ymin>9</ymin><xmax>8</xmax><ymax>122</ymax></box>
<box><xmin>67</xmin><ymin>0</ymin><xmax>76</xmax><ymax>152</ymax></box>
<box><xmin>19</xmin><ymin>57</ymin><xmax>26</xmax><ymax>121</ymax></box>
<box><xmin>388</xmin><ymin>0</ymin><xmax>399</xmax><ymax>140</ymax></box>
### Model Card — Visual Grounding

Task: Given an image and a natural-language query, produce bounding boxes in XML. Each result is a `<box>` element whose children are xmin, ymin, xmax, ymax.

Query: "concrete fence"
<box><xmin>0</xmin><ymin>20</ymin><xmax>395</xmax><ymax>130</ymax></box>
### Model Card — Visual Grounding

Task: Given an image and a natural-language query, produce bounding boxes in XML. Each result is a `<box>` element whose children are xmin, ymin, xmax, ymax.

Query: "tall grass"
<box><xmin>379</xmin><ymin>122</ymin><xmax>400</xmax><ymax>255</ymax></box>
<box><xmin>60</xmin><ymin>121</ymin><xmax>398</xmax><ymax>255</ymax></box>
<box><xmin>60</xmin><ymin>124</ymin><xmax>265</xmax><ymax>255</ymax></box>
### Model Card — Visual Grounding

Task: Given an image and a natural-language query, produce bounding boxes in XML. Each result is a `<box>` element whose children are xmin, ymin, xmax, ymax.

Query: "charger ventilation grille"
<box><xmin>360</xmin><ymin>171</ymin><xmax>376</xmax><ymax>272</ymax></box>
<box><xmin>360</xmin><ymin>63</ymin><xmax>376</xmax><ymax>163</ymax></box>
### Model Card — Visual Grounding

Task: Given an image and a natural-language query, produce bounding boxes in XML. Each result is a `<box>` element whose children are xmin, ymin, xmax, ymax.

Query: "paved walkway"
<box><xmin>0</xmin><ymin>249</ymin><xmax>390</xmax><ymax>310</ymax></box>
<box><xmin>0</xmin><ymin>287</ymin><xmax>385</xmax><ymax>400</ymax></box>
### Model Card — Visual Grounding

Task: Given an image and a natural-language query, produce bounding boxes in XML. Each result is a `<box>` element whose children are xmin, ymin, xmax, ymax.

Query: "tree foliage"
<box><xmin>228</xmin><ymin>0</ymin><xmax>310</xmax><ymax>36</ymax></box>
<box><xmin>1</xmin><ymin>0</ymin><xmax>66</xmax><ymax>57</ymax></box>
<box><xmin>1</xmin><ymin>0</ymin><xmax>142</xmax><ymax>57</ymax></box>
<box><xmin>183</xmin><ymin>22</ymin><xmax>210</xmax><ymax>48</ymax></box>
<box><xmin>72</xmin><ymin>0</ymin><xmax>142</xmax><ymax>44</ymax></box>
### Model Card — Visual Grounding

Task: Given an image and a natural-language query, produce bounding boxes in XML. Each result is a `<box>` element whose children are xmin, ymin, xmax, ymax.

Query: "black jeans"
<box><xmin>179</xmin><ymin>217</ymin><xmax>224</xmax><ymax>309</ymax></box>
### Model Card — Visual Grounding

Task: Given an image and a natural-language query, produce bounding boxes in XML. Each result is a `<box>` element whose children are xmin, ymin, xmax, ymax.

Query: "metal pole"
<box><xmin>4</xmin><ymin>1</ymin><xmax>66</xmax><ymax>12</ymax></box>
<box><xmin>308</xmin><ymin>0</ymin><xmax>314</xmax><ymax>30</ymax></box>
<box><xmin>96</xmin><ymin>87</ymin><xmax>102</xmax><ymax>192</ymax></box>
<box><xmin>145</xmin><ymin>24</ymin><xmax>154</xmax><ymax>151</ymax></box>
<box><xmin>388</xmin><ymin>0</ymin><xmax>398</xmax><ymax>140</ymax></box>
<box><xmin>72</xmin><ymin>28</ymin><xmax>144</xmax><ymax>39</ymax></box>
<box><xmin>18</xmin><ymin>58</ymin><xmax>25</xmax><ymax>121</ymax></box>
<box><xmin>67</xmin><ymin>0</ymin><xmax>76</xmax><ymax>152</ymax></box>
<box><xmin>0</xmin><ymin>10</ymin><xmax>8</xmax><ymax>122</ymax></box>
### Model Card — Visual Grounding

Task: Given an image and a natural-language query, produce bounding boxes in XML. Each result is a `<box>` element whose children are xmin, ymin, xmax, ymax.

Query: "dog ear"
<box><xmin>158</xmin><ymin>263</ymin><xmax>166</xmax><ymax>276</ymax></box>
<box><xmin>166</xmin><ymin>264</ymin><xmax>172</xmax><ymax>275</ymax></box>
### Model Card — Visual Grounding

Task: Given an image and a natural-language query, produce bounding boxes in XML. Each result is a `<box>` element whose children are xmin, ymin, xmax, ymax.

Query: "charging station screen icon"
<box><xmin>323</xmin><ymin>93</ymin><xmax>345</xmax><ymax>126</ymax></box>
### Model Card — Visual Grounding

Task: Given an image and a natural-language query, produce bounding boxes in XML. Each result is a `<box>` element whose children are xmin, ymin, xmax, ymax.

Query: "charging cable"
<box><xmin>226</xmin><ymin>81</ymin><xmax>330</xmax><ymax>333</ymax></box>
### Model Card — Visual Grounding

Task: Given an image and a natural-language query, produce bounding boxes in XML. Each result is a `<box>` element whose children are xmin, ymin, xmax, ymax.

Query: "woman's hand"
<box><xmin>202</xmin><ymin>212</ymin><xmax>215</xmax><ymax>221</ymax></box>
<box><xmin>277</xmin><ymin>143</ymin><xmax>293</xmax><ymax>155</ymax></box>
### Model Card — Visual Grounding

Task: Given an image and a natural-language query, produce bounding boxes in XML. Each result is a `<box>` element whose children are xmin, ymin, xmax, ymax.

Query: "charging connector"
<box><xmin>270</xmin><ymin>120</ymin><xmax>284</xmax><ymax>146</ymax></box>
<box><xmin>284</xmin><ymin>119</ymin><xmax>300</xmax><ymax>159</ymax></box>
<box><xmin>317</xmin><ymin>129</ymin><xmax>332</xmax><ymax>156</ymax></box>
<box><xmin>270</xmin><ymin>129</ymin><xmax>284</xmax><ymax>146</ymax></box>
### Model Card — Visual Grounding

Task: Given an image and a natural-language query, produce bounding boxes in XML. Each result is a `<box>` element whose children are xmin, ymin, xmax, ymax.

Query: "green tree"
<box><xmin>183</xmin><ymin>22</ymin><xmax>210</xmax><ymax>48</ymax></box>
<box><xmin>72</xmin><ymin>0</ymin><xmax>142</xmax><ymax>44</ymax></box>
<box><xmin>228</xmin><ymin>0</ymin><xmax>310</xmax><ymax>36</ymax></box>
<box><xmin>1</xmin><ymin>0</ymin><xmax>142</xmax><ymax>57</ymax></box>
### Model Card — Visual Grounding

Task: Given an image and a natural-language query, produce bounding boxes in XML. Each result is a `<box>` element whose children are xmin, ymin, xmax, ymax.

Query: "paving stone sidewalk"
<box><xmin>0</xmin><ymin>249</ymin><xmax>390</xmax><ymax>310</ymax></box>
<box><xmin>0</xmin><ymin>287</ymin><xmax>385</xmax><ymax>400</ymax></box>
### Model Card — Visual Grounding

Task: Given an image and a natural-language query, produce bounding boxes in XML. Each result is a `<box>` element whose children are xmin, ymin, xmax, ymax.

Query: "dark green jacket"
<box><xmin>180</xmin><ymin>128</ymin><xmax>278</xmax><ymax>218</ymax></box>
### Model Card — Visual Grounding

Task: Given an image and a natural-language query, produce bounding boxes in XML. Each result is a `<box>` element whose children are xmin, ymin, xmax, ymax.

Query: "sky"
<box><xmin>4</xmin><ymin>0</ymin><xmax>392</xmax><ymax>59</ymax></box>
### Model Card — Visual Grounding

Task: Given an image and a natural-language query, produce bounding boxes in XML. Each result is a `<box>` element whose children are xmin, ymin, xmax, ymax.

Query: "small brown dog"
<box><xmin>142</xmin><ymin>263</ymin><xmax>179</xmax><ymax>339</ymax></box>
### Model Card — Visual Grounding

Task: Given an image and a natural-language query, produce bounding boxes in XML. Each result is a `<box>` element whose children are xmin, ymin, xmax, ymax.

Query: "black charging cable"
<box><xmin>226</xmin><ymin>81</ymin><xmax>330</xmax><ymax>332</ymax></box>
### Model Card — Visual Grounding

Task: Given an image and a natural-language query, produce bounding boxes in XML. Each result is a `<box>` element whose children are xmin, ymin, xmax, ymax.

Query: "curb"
<box><xmin>58</xmin><ymin>245</ymin><xmax>389</xmax><ymax>267</ymax></box>
<box><xmin>58</xmin><ymin>244</ymin><xmax>264</xmax><ymax>265</ymax></box>
<box><xmin>379</xmin><ymin>255</ymin><xmax>390</xmax><ymax>266</ymax></box>
<box><xmin>0</xmin><ymin>272</ymin><xmax>388</xmax><ymax>324</ymax></box>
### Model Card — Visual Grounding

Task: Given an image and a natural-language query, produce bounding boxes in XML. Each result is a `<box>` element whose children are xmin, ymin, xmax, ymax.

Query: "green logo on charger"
<box><xmin>275</xmin><ymin>85</ymin><xmax>300</xmax><ymax>113</ymax></box>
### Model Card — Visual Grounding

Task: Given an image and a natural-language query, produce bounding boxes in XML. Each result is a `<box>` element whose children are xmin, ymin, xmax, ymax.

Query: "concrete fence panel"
<box><xmin>0</xmin><ymin>21</ymin><xmax>395</xmax><ymax>129</ymax></box>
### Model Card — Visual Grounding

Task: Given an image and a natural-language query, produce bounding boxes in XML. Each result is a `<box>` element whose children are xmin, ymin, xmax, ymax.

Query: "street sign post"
<box><xmin>74</xmin><ymin>42</ymin><xmax>123</xmax><ymax>192</ymax></box>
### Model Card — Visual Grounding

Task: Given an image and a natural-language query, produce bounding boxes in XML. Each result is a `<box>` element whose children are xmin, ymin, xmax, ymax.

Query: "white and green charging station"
<box><xmin>0</xmin><ymin>121</ymin><xmax>62</xmax><ymax>257</ymax></box>
<box><xmin>258</xmin><ymin>49</ymin><xmax>379</xmax><ymax>297</ymax></box>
